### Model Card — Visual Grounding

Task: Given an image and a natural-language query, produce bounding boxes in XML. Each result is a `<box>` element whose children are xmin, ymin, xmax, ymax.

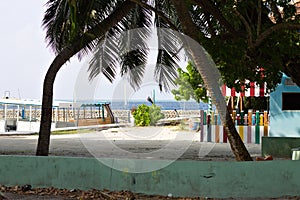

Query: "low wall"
<box><xmin>262</xmin><ymin>136</ymin><xmax>300</xmax><ymax>157</ymax></box>
<box><xmin>0</xmin><ymin>156</ymin><xmax>299</xmax><ymax>198</ymax></box>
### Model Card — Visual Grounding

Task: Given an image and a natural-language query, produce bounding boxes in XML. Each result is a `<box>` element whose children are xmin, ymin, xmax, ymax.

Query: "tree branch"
<box><xmin>254</xmin><ymin>23</ymin><xmax>300</xmax><ymax>48</ymax></box>
<box><xmin>233</xmin><ymin>6</ymin><xmax>254</xmax><ymax>47</ymax></box>
<box><xmin>257</xmin><ymin>0</ymin><xmax>262</xmax><ymax>36</ymax></box>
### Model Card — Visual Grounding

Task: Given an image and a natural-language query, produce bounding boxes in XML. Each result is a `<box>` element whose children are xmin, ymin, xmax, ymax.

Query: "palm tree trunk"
<box><xmin>36</xmin><ymin>0</ymin><xmax>135</xmax><ymax>156</ymax></box>
<box><xmin>171</xmin><ymin>0</ymin><xmax>252</xmax><ymax>161</ymax></box>
<box><xmin>36</xmin><ymin>47</ymin><xmax>77</xmax><ymax>156</ymax></box>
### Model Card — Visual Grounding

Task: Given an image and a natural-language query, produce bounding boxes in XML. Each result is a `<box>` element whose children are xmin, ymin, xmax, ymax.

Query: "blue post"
<box><xmin>21</xmin><ymin>107</ymin><xmax>25</xmax><ymax>119</ymax></box>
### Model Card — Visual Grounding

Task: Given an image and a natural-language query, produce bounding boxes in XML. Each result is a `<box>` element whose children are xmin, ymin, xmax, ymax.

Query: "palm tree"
<box><xmin>36</xmin><ymin>0</ymin><xmax>137</xmax><ymax>155</ymax></box>
<box><xmin>38</xmin><ymin>0</ymin><xmax>299</xmax><ymax>160</ymax></box>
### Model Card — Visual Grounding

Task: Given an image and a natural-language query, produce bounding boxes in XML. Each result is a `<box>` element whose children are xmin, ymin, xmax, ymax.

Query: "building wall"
<box><xmin>269</xmin><ymin>74</ymin><xmax>300</xmax><ymax>137</ymax></box>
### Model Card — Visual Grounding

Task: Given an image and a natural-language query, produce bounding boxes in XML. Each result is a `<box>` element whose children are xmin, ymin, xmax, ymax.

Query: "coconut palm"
<box><xmin>38</xmin><ymin>0</ymin><xmax>299</xmax><ymax>160</ymax></box>
<box><xmin>36</xmin><ymin>0</ymin><xmax>138</xmax><ymax>155</ymax></box>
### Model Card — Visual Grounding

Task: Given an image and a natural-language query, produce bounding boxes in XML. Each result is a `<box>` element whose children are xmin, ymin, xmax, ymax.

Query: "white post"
<box><xmin>29</xmin><ymin>106</ymin><xmax>32</xmax><ymax>122</ymax></box>
<box><xmin>17</xmin><ymin>105</ymin><xmax>20</xmax><ymax>123</ymax></box>
<box><xmin>4</xmin><ymin>104</ymin><xmax>7</xmax><ymax>121</ymax></box>
<box><xmin>55</xmin><ymin>107</ymin><xmax>58</xmax><ymax>123</ymax></box>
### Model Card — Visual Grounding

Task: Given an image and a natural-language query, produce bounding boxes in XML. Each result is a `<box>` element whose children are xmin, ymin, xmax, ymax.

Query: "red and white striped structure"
<box><xmin>221</xmin><ymin>81</ymin><xmax>268</xmax><ymax>97</ymax></box>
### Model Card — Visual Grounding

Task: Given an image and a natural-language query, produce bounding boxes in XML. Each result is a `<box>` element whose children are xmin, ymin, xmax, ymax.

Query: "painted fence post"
<box><xmin>200</xmin><ymin>110</ymin><xmax>204</xmax><ymax>142</ymax></box>
<box><xmin>240</xmin><ymin>110</ymin><xmax>244</xmax><ymax>125</ymax></box>
<box><xmin>207</xmin><ymin>114</ymin><xmax>211</xmax><ymax>142</ymax></box>
<box><xmin>255</xmin><ymin>111</ymin><xmax>260</xmax><ymax>144</ymax></box>
<box><xmin>195</xmin><ymin>109</ymin><xmax>269</xmax><ymax>144</ymax></box>
<box><xmin>214</xmin><ymin>113</ymin><xmax>220</xmax><ymax>143</ymax></box>
<box><xmin>248</xmin><ymin>110</ymin><xmax>252</xmax><ymax>125</ymax></box>
<box><xmin>263</xmin><ymin>111</ymin><xmax>268</xmax><ymax>136</ymax></box>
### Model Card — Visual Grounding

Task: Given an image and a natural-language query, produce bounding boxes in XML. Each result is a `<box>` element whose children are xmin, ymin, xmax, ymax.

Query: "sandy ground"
<box><xmin>0</xmin><ymin>126</ymin><xmax>262</xmax><ymax>161</ymax></box>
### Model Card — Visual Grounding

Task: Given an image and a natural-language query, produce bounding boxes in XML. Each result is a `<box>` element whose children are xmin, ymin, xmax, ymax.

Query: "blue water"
<box><xmin>0</xmin><ymin>100</ymin><xmax>211</xmax><ymax>111</ymax></box>
<box><xmin>109</xmin><ymin>100</ymin><xmax>209</xmax><ymax>110</ymax></box>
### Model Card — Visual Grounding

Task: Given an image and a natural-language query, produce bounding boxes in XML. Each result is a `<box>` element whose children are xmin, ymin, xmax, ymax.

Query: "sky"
<box><xmin>0</xmin><ymin>1</ymin><xmax>83</xmax><ymax>100</ymax></box>
<box><xmin>0</xmin><ymin>1</ymin><xmax>186</xmax><ymax>102</ymax></box>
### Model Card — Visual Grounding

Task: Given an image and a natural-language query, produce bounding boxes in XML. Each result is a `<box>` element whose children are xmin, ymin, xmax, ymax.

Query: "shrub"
<box><xmin>132</xmin><ymin>104</ymin><xmax>165</xmax><ymax>126</ymax></box>
<box><xmin>132</xmin><ymin>104</ymin><xmax>150</xmax><ymax>126</ymax></box>
<box><xmin>149</xmin><ymin>104</ymin><xmax>165</xmax><ymax>125</ymax></box>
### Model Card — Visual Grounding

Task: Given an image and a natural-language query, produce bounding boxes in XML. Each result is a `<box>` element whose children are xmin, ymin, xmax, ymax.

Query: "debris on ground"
<box><xmin>0</xmin><ymin>185</ymin><xmax>204</xmax><ymax>199</ymax></box>
<box><xmin>255</xmin><ymin>155</ymin><xmax>273</xmax><ymax>161</ymax></box>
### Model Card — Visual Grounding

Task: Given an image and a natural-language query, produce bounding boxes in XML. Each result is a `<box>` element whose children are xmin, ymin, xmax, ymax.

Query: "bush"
<box><xmin>132</xmin><ymin>104</ymin><xmax>165</xmax><ymax>126</ymax></box>
<box><xmin>149</xmin><ymin>104</ymin><xmax>165</xmax><ymax>125</ymax></box>
<box><xmin>132</xmin><ymin>104</ymin><xmax>151</xmax><ymax>126</ymax></box>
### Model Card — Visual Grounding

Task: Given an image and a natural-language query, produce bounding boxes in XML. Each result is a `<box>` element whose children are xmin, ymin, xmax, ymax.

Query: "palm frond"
<box><xmin>120</xmin><ymin>50</ymin><xmax>147</xmax><ymax>90</ymax></box>
<box><xmin>86</xmin><ymin>2</ymin><xmax>152</xmax><ymax>88</ymax></box>
<box><xmin>154</xmin><ymin>27</ymin><xmax>181</xmax><ymax>91</ymax></box>
<box><xmin>117</xmin><ymin>4</ymin><xmax>152</xmax><ymax>89</ymax></box>
<box><xmin>155</xmin><ymin>49</ymin><xmax>179</xmax><ymax>91</ymax></box>
<box><xmin>153</xmin><ymin>0</ymin><xmax>180</xmax><ymax>29</ymax></box>
<box><xmin>88</xmin><ymin>34</ymin><xmax>120</xmax><ymax>82</ymax></box>
<box><xmin>43</xmin><ymin>0</ymin><xmax>120</xmax><ymax>54</ymax></box>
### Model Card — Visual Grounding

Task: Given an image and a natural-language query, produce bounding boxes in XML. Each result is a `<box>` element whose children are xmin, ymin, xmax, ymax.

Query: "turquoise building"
<box><xmin>269</xmin><ymin>73</ymin><xmax>300</xmax><ymax>137</ymax></box>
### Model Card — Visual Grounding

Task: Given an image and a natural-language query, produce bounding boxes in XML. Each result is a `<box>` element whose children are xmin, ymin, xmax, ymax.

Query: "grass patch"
<box><xmin>51</xmin><ymin>129</ymin><xmax>94</xmax><ymax>135</ymax></box>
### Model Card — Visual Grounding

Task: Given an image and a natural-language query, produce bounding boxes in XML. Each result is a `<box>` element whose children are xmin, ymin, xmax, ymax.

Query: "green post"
<box><xmin>255</xmin><ymin>111</ymin><xmax>260</xmax><ymax>144</ymax></box>
<box><xmin>203</xmin><ymin>111</ymin><xmax>207</xmax><ymax>125</ymax></box>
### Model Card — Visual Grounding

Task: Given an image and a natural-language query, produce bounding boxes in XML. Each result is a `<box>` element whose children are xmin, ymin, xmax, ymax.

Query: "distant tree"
<box><xmin>172</xmin><ymin>61</ymin><xmax>209</xmax><ymax>103</ymax></box>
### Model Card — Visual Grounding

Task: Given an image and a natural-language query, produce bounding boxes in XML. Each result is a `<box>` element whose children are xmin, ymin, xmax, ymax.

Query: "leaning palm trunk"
<box><xmin>189</xmin><ymin>44</ymin><xmax>252</xmax><ymax>161</ymax></box>
<box><xmin>36</xmin><ymin>1</ymin><xmax>136</xmax><ymax>156</ymax></box>
<box><xmin>171</xmin><ymin>0</ymin><xmax>252</xmax><ymax>161</ymax></box>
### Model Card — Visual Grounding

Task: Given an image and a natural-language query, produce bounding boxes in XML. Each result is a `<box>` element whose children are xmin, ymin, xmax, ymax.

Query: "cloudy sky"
<box><xmin>0</xmin><ymin>1</ymin><xmax>85</xmax><ymax>100</ymax></box>
<box><xmin>0</xmin><ymin>1</ymin><xmax>184</xmax><ymax>102</ymax></box>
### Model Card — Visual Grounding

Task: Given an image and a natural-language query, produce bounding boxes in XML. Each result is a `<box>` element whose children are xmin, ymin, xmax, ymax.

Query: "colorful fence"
<box><xmin>197</xmin><ymin>110</ymin><xmax>269</xmax><ymax>144</ymax></box>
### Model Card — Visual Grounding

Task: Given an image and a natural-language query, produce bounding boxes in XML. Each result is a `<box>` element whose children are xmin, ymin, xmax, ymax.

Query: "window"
<box><xmin>282</xmin><ymin>93</ymin><xmax>300</xmax><ymax>110</ymax></box>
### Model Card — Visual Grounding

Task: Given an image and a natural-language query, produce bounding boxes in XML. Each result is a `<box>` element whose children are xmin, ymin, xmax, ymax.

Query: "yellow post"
<box><xmin>263</xmin><ymin>111</ymin><xmax>268</xmax><ymax>126</ymax></box>
<box><xmin>259</xmin><ymin>114</ymin><xmax>263</xmax><ymax>126</ymax></box>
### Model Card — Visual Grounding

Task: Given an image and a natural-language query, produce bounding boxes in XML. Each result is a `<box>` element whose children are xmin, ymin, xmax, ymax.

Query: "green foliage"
<box><xmin>149</xmin><ymin>104</ymin><xmax>165</xmax><ymax>125</ymax></box>
<box><xmin>132</xmin><ymin>104</ymin><xmax>165</xmax><ymax>126</ymax></box>
<box><xmin>172</xmin><ymin>61</ymin><xmax>209</xmax><ymax>103</ymax></box>
<box><xmin>132</xmin><ymin>104</ymin><xmax>151</xmax><ymax>126</ymax></box>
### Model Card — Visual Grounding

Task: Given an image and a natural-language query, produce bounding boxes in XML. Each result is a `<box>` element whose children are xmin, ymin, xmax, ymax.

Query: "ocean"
<box><xmin>109</xmin><ymin>100</ymin><xmax>209</xmax><ymax>111</ymax></box>
<box><xmin>0</xmin><ymin>99</ymin><xmax>211</xmax><ymax>111</ymax></box>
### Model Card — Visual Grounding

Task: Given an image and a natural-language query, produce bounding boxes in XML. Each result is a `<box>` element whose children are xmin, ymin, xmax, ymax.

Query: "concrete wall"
<box><xmin>262</xmin><ymin>136</ymin><xmax>300</xmax><ymax>157</ymax></box>
<box><xmin>0</xmin><ymin>156</ymin><xmax>299</xmax><ymax>198</ymax></box>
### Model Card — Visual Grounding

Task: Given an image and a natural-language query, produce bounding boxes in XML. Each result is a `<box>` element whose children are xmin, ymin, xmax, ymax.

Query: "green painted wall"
<box><xmin>262</xmin><ymin>136</ymin><xmax>300</xmax><ymax>157</ymax></box>
<box><xmin>0</xmin><ymin>156</ymin><xmax>300</xmax><ymax>198</ymax></box>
